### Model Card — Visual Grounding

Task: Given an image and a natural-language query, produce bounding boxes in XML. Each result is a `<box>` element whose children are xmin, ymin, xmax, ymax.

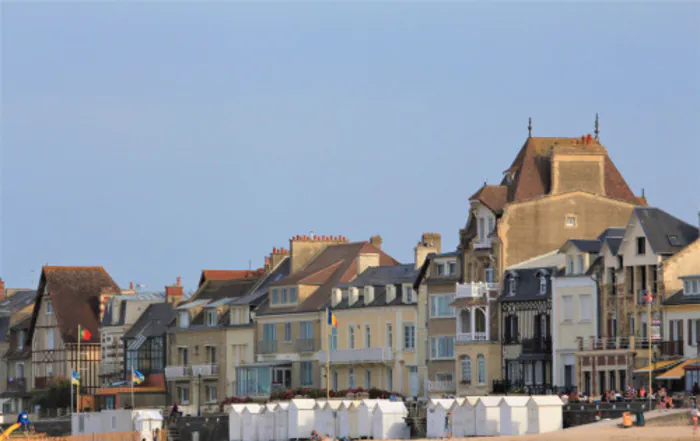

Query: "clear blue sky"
<box><xmin>2</xmin><ymin>3</ymin><xmax>699</xmax><ymax>292</ymax></box>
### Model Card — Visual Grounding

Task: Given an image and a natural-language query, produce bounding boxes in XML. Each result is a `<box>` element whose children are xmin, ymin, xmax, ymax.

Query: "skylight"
<box><xmin>668</xmin><ymin>235</ymin><xmax>682</xmax><ymax>247</ymax></box>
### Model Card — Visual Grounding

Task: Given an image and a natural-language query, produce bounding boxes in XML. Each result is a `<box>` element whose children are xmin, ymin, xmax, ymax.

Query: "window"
<box><xmin>461</xmin><ymin>356</ymin><xmax>472</xmax><ymax>384</ymax></box>
<box><xmin>479</xmin><ymin>218</ymin><xmax>486</xmax><ymax>241</ymax></box>
<box><xmin>179</xmin><ymin>312</ymin><xmax>190</xmax><ymax>328</ymax></box>
<box><xmin>46</xmin><ymin>300</ymin><xmax>53</xmax><ymax>315</ymax></box>
<box><xmin>566</xmin><ymin>256</ymin><xmax>574</xmax><ymax>275</ymax></box>
<box><xmin>330</xmin><ymin>327</ymin><xmax>338</xmax><ymax>350</ymax></box>
<box><xmin>404</xmin><ymin>324</ymin><xmax>415</xmax><ymax>350</ymax></box>
<box><xmin>206</xmin><ymin>384</ymin><xmax>217</xmax><ymax>402</ymax></box>
<box><xmin>281</xmin><ymin>288</ymin><xmax>288</xmax><ymax>303</ymax></box>
<box><xmin>284</xmin><ymin>323</ymin><xmax>292</xmax><ymax>342</ymax></box>
<box><xmin>403</xmin><ymin>285</ymin><xmax>414</xmax><ymax>303</ymax></box>
<box><xmin>364</xmin><ymin>325</ymin><xmax>371</xmax><ymax>348</ymax></box>
<box><xmin>629</xmin><ymin>315</ymin><xmax>635</xmax><ymax>335</ymax></box>
<box><xmin>436</xmin><ymin>372</ymin><xmax>453</xmax><ymax>383</ymax></box>
<box><xmin>365</xmin><ymin>369</ymin><xmax>372</xmax><ymax>389</ymax></box>
<box><xmin>206</xmin><ymin>345</ymin><xmax>217</xmax><ymax>363</ymax></box>
<box><xmin>263</xmin><ymin>323</ymin><xmax>276</xmax><ymax>341</ymax></box>
<box><xmin>300</xmin><ymin>361</ymin><xmax>313</xmax><ymax>386</ymax></box>
<box><xmin>271</xmin><ymin>288</ymin><xmax>279</xmax><ymax>304</ymax></box>
<box><xmin>579</xmin><ymin>295</ymin><xmax>592</xmax><ymax>322</ymax></box>
<box><xmin>566</xmin><ymin>215</ymin><xmax>577</xmax><ymax>227</ymax></box>
<box><xmin>430</xmin><ymin>294</ymin><xmax>455</xmax><ymax>318</ymax></box>
<box><xmin>386</xmin><ymin>324</ymin><xmax>393</xmax><ymax>348</ymax></box>
<box><xmin>348</xmin><ymin>368</ymin><xmax>356</xmax><ymax>388</ymax></box>
<box><xmin>539</xmin><ymin>277</ymin><xmax>547</xmax><ymax>295</ymax></box>
<box><xmin>636</xmin><ymin>237</ymin><xmax>646</xmax><ymax>255</ymax></box>
<box><xmin>206</xmin><ymin>310</ymin><xmax>217</xmax><ymax>327</ymax></box>
<box><xmin>348</xmin><ymin>326</ymin><xmax>355</xmax><ymax>349</ymax></box>
<box><xmin>563</xmin><ymin>296</ymin><xmax>574</xmax><ymax>321</ymax></box>
<box><xmin>509</xmin><ymin>278</ymin><xmax>517</xmax><ymax>296</ymax></box>
<box><xmin>448</xmin><ymin>262</ymin><xmax>457</xmax><ymax>276</ymax></box>
<box><xmin>47</xmin><ymin>328</ymin><xmax>54</xmax><ymax>350</ymax></box>
<box><xmin>47</xmin><ymin>365</ymin><xmax>53</xmax><ymax>377</ymax></box>
<box><xmin>386</xmin><ymin>368</ymin><xmax>393</xmax><ymax>391</ymax></box>
<box><xmin>436</xmin><ymin>263</ymin><xmax>445</xmax><ymax>276</ymax></box>
<box><xmin>178</xmin><ymin>347</ymin><xmax>189</xmax><ymax>365</ymax></box>
<box><xmin>17</xmin><ymin>331</ymin><xmax>24</xmax><ymax>351</ymax></box>
<box><xmin>488</xmin><ymin>217</ymin><xmax>494</xmax><ymax>235</ymax></box>
<box><xmin>177</xmin><ymin>385</ymin><xmax>190</xmax><ymax>404</ymax></box>
<box><xmin>289</xmin><ymin>287</ymin><xmax>298</xmax><ymax>303</ymax></box>
<box><xmin>430</xmin><ymin>336</ymin><xmax>455</xmax><ymax>359</ymax></box>
<box><xmin>576</xmin><ymin>255</ymin><xmax>585</xmax><ymax>274</ymax></box>
<box><xmin>485</xmin><ymin>266</ymin><xmax>494</xmax><ymax>284</ymax></box>
<box><xmin>477</xmin><ymin>355</ymin><xmax>486</xmax><ymax>385</ymax></box>
<box><xmin>300</xmin><ymin>321</ymin><xmax>313</xmax><ymax>340</ymax></box>
<box><xmin>332</xmin><ymin>371</ymin><xmax>338</xmax><ymax>391</ymax></box>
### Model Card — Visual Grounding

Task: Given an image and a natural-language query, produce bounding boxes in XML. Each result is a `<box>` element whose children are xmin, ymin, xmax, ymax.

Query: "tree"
<box><xmin>30</xmin><ymin>377</ymin><xmax>72</xmax><ymax>409</ymax></box>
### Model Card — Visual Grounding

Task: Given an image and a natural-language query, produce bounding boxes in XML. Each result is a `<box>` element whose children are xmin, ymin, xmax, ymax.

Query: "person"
<box><xmin>442</xmin><ymin>411</ymin><xmax>452</xmax><ymax>439</ymax></box>
<box><xmin>169</xmin><ymin>402</ymin><xmax>179</xmax><ymax>422</ymax></box>
<box><xmin>153</xmin><ymin>428</ymin><xmax>160</xmax><ymax>441</ymax></box>
<box><xmin>310</xmin><ymin>430</ymin><xmax>319</xmax><ymax>441</ymax></box>
<box><xmin>17</xmin><ymin>410</ymin><xmax>31</xmax><ymax>435</ymax></box>
<box><xmin>692</xmin><ymin>402</ymin><xmax>699</xmax><ymax>433</ymax></box>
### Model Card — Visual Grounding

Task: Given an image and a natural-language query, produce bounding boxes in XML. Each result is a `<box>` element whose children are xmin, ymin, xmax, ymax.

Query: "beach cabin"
<box><xmin>371</xmin><ymin>401</ymin><xmax>409</xmax><ymax>440</ymax></box>
<box><xmin>313</xmin><ymin>400</ymin><xmax>328</xmax><ymax>436</ymax></box>
<box><xmin>449</xmin><ymin>397</ymin><xmax>474</xmax><ymax>438</ymax></box>
<box><xmin>319</xmin><ymin>401</ymin><xmax>344</xmax><ymax>438</ymax></box>
<box><xmin>134</xmin><ymin>410</ymin><xmax>163</xmax><ymax>441</ymax></box>
<box><xmin>275</xmin><ymin>402</ymin><xmax>290</xmax><ymax>441</ymax></box>
<box><xmin>337</xmin><ymin>400</ymin><xmax>359</xmax><ymax>438</ymax></box>
<box><xmin>475</xmin><ymin>397</ymin><xmax>502</xmax><ymax>437</ymax></box>
<box><xmin>242</xmin><ymin>404</ymin><xmax>263</xmax><ymax>441</ymax></box>
<box><xmin>356</xmin><ymin>399</ymin><xmax>379</xmax><ymax>439</ymax></box>
<box><xmin>260</xmin><ymin>403</ymin><xmax>277</xmax><ymax>441</ymax></box>
<box><xmin>527</xmin><ymin>396</ymin><xmax>564</xmax><ymax>434</ymax></box>
<box><xmin>230</xmin><ymin>404</ymin><xmax>247</xmax><ymax>441</ymax></box>
<box><xmin>71</xmin><ymin>409</ymin><xmax>163</xmax><ymax>439</ymax></box>
<box><xmin>288</xmin><ymin>399</ymin><xmax>316</xmax><ymax>440</ymax></box>
<box><xmin>426</xmin><ymin>398</ymin><xmax>455</xmax><ymax>438</ymax></box>
<box><xmin>499</xmin><ymin>396</ymin><xmax>530</xmax><ymax>436</ymax></box>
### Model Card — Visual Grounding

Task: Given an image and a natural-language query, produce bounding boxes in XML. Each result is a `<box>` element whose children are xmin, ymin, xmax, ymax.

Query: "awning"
<box><xmin>657</xmin><ymin>358</ymin><xmax>700</xmax><ymax>380</ymax></box>
<box><xmin>95</xmin><ymin>386</ymin><xmax>166</xmax><ymax>396</ymax></box>
<box><xmin>633</xmin><ymin>358</ymin><xmax>682</xmax><ymax>374</ymax></box>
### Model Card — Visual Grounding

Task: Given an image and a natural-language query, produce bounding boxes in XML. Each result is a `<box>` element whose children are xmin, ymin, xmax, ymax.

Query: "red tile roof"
<box><xmin>469</xmin><ymin>185</ymin><xmax>509</xmax><ymax>214</ymax></box>
<box><xmin>198</xmin><ymin>269</ymin><xmax>265</xmax><ymax>287</ymax></box>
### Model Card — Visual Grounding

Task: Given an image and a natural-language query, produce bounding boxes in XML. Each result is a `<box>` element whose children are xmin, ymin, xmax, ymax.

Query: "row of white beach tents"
<box><xmin>426</xmin><ymin>396</ymin><xmax>564</xmax><ymax>438</ymax></box>
<box><xmin>230</xmin><ymin>399</ymin><xmax>410</xmax><ymax>441</ymax></box>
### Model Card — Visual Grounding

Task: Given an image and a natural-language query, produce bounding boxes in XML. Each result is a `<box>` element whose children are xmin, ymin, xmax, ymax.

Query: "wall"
<box><xmin>224</xmin><ymin>326</ymin><xmax>254</xmax><ymax>397</ymax></box>
<box><xmin>617</xmin><ymin>214</ymin><xmax>662</xmax><ymax>267</ymax></box>
<box><xmin>426</xmin><ymin>283</ymin><xmax>457</xmax><ymax>385</ymax></box>
<box><xmin>289</xmin><ymin>237</ymin><xmax>347</xmax><ymax>274</ymax></box>
<box><xmin>662</xmin><ymin>238</ymin><xmax>700</xmax><ymax>293</ymax></box>
<box><xmin>499</xmin><ymin>192</ymin><xmax>636</xmax><ymax>269</ymax></box>
<box><xmin>664</xmin><ymin>304</ymin><xmax>700</xmax><ymax>358</ymax></box>
<box><xmin>255</xmin><ymin>312</ymin><xmax>321</xmax><ymax>355</ymax></box>
<box><xmin>454</xmin><ymin>341</ymin><xmax>501</xmax><ymax>395</ymax></box>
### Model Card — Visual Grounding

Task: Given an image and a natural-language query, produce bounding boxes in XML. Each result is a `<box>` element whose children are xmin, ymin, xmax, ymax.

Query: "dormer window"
<box><xmin>508</xmin><ymin>276</ymin><xmax>517</xmax><ymax>296</ymax></box>
<box><xmin>576</xmin><ymin>255</ymin><xmax>585</xmax><ymax>274</ymax></box>
<box><xmin>281</xmin><ymin>288</ymin><xmax>288</xmax><ymax>303</ymax></box>
<box><xmin>478</xmin><ymin>218</ymin><xmax>486</xmax><ymax>242</ymax></box>
<box><xmin>17</xmin><ymin>330</ymin><xmax>24</xmax><ymax>351</ymax></box>
<box><xmin>46</xmin><ymin>300</ymin><xmax>53</xmax><ymax>315</ymax></box>
<box><xmin>448</xmin><ymin>262</ymin><xmax>457</xmax><ymax>276</ymax></box>
<box><xmin>206</xmin><ymin>310</ymin><xmax>217</xmax><ymax>327</ymax></box>
<box><xmin>403</xmin><ymin>285</ymin><xmax>414</xmax><ymax>303</ymax></box>
<box><xmin>289</xmin><ymin>287</ymin><xmax>298</xmax><ymax>303</ymax></box>
<box><xmin>539</xmin><ymin>276</ymin><xmax>547</xmax><ymax>295</ymax></box>
<box><xmin>566</xmin><ymin>256</ymin><xmax>574</xmax><ymax>275</ymax></box>
<box><xmin>179</xmin><ymin>312</ymin><xmax>190</xmax><ymax>329</ymax></box>
<box><xmin>271</xmin><ymin>286</ymin><xmax>298</xmax><ymax>305</ymax></box>
<box><xmin>436</xmin><ymin>263</ymin><xmax>446</xmax><ymax>276</ymax></box>
<box><xmin>685</xmin><ymin>279</ymin><xmax>700</xmax><ymax>296</ymax></box>
<box><xmin>271</xmin><ymin>288</ymin><xmax>279</xmax><ymax>304</ymax></box>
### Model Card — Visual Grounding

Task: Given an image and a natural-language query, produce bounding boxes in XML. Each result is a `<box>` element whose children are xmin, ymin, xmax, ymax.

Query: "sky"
<box><xmin>1</xmin><ymin>2</ymin><xmax>699</xmax><ymax>292</ymax></box>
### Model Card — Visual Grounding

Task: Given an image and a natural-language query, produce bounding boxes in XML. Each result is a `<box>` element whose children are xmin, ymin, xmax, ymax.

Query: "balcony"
<box><xmin>295</xmin><ymin>338</ymin><xmax>318</xmax><ymax>353</ymax></box>
<box><xmin>192</xmin><ymin>364</ymin><xmax>219</xmax><ymax>377</ymax></box>
<box><xmin>659</xmin><ymin>340</ymin><xmax>683</xmax><ymax>357</ymax></box>
<box><xmin>428</xmin><ymin>379</ymin><xmax>456</xmax><ymax>392</ymax></box>
<box><xmin>6</xmin><ymin>378</ymin><xmax>26</xmax><ymax>394</ymax></box>
<box><xmin>165</xmin><ymin>365</ymin><xmax>191</xmax><ymax>379</ymax></box>
<box><xmin>456</xmin><ymin>332</ymin><xmax>488</xmax><ymax>343</ymax></box>
<box><xmin>258</xmin><ymin>340</ymin><xmax>277</xmax><ymax>354</ymax></box>
<box><xmin>521</xmin><ymin>337</ymin><xmax>552</xmax><ymax>354</ymax></box>
<box><xmin>316</xmin><ymin>347</ymin><xmax>393</xmax><ymax>364</ymax></box>
<box><xmin>473</xmin><ymin>237</ymin><xmax>492</xmax><ymax>250</ymax></box>
<box><xmin>456</xmin><ymin>282</ymin><xmax>498</xmax><ymax>299</ymax></box>
<box><xmin>576</xmin><ymin>336</ymin><xmax>652</xmax><ymax>351</ymax></box>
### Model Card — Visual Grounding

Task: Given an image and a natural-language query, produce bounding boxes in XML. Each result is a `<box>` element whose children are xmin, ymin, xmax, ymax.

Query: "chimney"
<box><xmin>270</xmin><ymin>247</ymin><xmax>290</xmax><ymax>270</ymax></box>
<box><xmin>369</xmin><ymin>235</ymin><xmax>383</xmax><ymax>249</ymax></box>
<box><xmin>0</xmin><ymin>278</ymin><xmax>5</xmax><ymax>299</ymax></box>
<box><xmin>165</xmin><ymin>277</ymin><xmax>184</xmax><ymax>305</ymax></box>
<box><xmin>289</xmin><ymin>234</ymin><xmax>347</xmax><ymax>274</ymax></box>
<box><xmin>414</xmin><ymin>233</ymin><xmax>442</xmax><ymax>269</ymax></box>
<box><xmin>129</xmin><ymin>281</ymin><xmax>134</xmax><ymax>290</ymax></box>
<box><xmin>332</xmin><ymin>288</ymin><xmax>343</xmax><ymax>307</ymax></box>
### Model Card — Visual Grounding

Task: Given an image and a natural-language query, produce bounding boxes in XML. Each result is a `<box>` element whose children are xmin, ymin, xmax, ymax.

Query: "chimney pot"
<box><xmin>176</xmin><ymin>276</ymin><xmax>182</xmax><ymax>287</ymax></box>
<box><xmin>129</xmin><ymin>281</ymin><xmax>134</xmax><ymax>290</ymax></box>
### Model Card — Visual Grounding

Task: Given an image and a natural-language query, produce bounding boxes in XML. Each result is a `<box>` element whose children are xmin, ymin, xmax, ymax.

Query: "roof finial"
<box><xmin>528</xmin><ymin>117</ymin><xmax>532</xmax><ymax>138</ymax></box>
<box><xmin>594</xmin><ymin>113</ymin><xmax>599</xmax><ymax>140</ymax></box>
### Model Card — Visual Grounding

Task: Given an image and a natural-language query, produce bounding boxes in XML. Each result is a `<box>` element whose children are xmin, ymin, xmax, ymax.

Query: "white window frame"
<box><xmin>348</xmin><ymin>326</ymin><xmax>355</xmax><ymax>349</ymax></box>
<box><xmin>403</xmin><ymin>285</ymin><xmax>414</xmax><ymax>303</ymax></box>
<box><xmin>563</xmin><ymin>296</ymin><xmax>574</xmax><ymax>322</ymax></box>
<box><xmin>403</xmin><ymin>324</ymin><xmax>415</xmax><ymax>350</ymax></box>
<box><xmin>284</xmin><ymin>322</ymin><xmax>292</xmax><ymax>342</ymax></box>
<box><xmin>271</xmin><ymin>288</ymin><xmax>279</xmax><ymax>304</ymax></box>
<box><xmin>478</xmin><ymin>217</ymin><xmax>486</xmax><ymax>242</ymax></box>
<box><xmin>485</xmin><ymin>266</ymin><xmax>494</xmax><ymax>284</ymax></box>
<box><xmin>579</xmin><ymin>295</ymin><xmax>592</xmax><ymax>323</ymax></box>
<box><xmin>364</xmin><ymin>369</ymin><xmax>371</xmax><ymax>389</ymax></box>
<box><xmin>178</xmin><ymin>385</ymin><xmax>190</xmax><ymax>405</ymax></box>
<box><xmin>289</xmin><ymin>287</ymin><xmax>298</xmax><ymax>303</ymax></box>
<box><xmin>47</xmin><ymin>328</ymin><xmax>55</xmax><ymax>350</ymax></box>
<box><xmin>364</xmin><ymin>325</ymin><xmax>371</xmax><ymax>348</ymax></box>
<box><xmin>348</xmin><ymin>368</ymin><xmax>356</xmax><ymax>389</ymax></box>
<box><xmin>436</xmin><ymin>263</ymin><xmax>445</xmax><ymax>276</ymax></box>
<box><xmin>300</xmin><ymin>361</ymin><xmax>313</xmax><ymax>386</ymax></box>
<box><xmin>17</xmin><ymin>330</ymin><xmax>24</xmax><ymax>351</ymax></box>
<box><xmin>509</xmin><ymin>278</ymin><xmax>517</xmax><ymax>296</ymax></box>
<box><xmin>386</xmin><ymin>324</ymin><xmax>393</xmax><ymax>349</ymax></box>
<box><xmin>430</xmin><ymin>336</ymin><xmax>455</xmax><ymax>360</ymax></box>
<box><xmin>539</xmin><ymin>277</ymin><xmax>546</xmax><ymax>295</ymax></box>
<box><xmin>430</xmin><ymin>294</ymin><xmax>455</xmax><ymax>318</ymax></box>
<box><xmin>477</xmin><ymin>354</ymin><xmax>486</xmax><ymax>385</ymax></box>
<box><xmin>565</xmin><ymin>215</ymin><xmax>577</xmax><ymax>228</ymax></box>
<box><xmin>206</xmin><ymin>384</ymin><xmax>217</xmax><ymax>403</ymax></box>
<box><xmin>206</xmin><ymin>310</ymin><xmax>217</xmax><ymax>327</ymax></box>
<box><xmin>461</xmin><ymin>356</ymin><xmax>472</xmax><ymax>384</ymax></box>
<box><xmin>46</xmin><ymin>300</ymin><xmax>53</xmax><ymax>315</ymax></box>
<box><xmin>179</xmin><ymin>312</ymin><xmax>190</xmax><ymax>328</ymax></box>
<box><xmin>576</xmin><ymin>254</ymin><xmax>585</xmax><ymax>274</ymax></box>
<box><xmin>448</xmin><ymin>262</ymin><xmax>457</xmax><ymax>276</ymax></box>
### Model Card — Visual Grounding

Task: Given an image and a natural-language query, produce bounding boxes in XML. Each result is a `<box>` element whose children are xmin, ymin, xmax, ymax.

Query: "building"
<box><xmin>323</xmin><ymin>263</ymin><xmax>420</xmax><ymax>395</ymax></box>
<box><xmin>167</xmin><ymin>272</ymin><xmax>261</xmax><ymax>411</ymax></box>
<box><xmin>28</xmin><ymin>266</ymin><xmax>121</xmax><ymax>399</ymax></box>
<box><xmin>574</xmin><ymin>208</ymin><xmax>699</xmax><ymax>395</ymax></box>
<box><xmin>2</xmin><ymin>316</ymin><xmax>32</xmax><ymax>413</ymax></box>
<box><xmin>99</xmin><ymin>290</ymin><xmax>166</xmax><ymax>385</ymax></box>
<box><xmin>250</xmin><ymin>234</ymin><xmax>398</xmax><ymax>396</ymax></box>
<box><xmin>0</xmin><ymin>285</ymin><xmax>36</xmax><ymax>403</ymax></box>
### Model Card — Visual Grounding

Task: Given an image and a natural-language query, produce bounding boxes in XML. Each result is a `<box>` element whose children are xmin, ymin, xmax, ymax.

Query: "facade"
<box><xmin>575</xmin><ymin>208</ymin><xmax>699</xmax><ymax>395</ymax></box>
<box><xmin>0</xmin><ymin>287</ymin><xmax>36</xmax><ymax>402</ymax></box>
<box><xmin>99</xmin><ymin>290</ymin><xmax>166</xmax><ymax>385</ymax></box>
<box><xmin>2</xmin><ymin>317</ymin><xmax>32</xmax><ymax>413</ymax></box>
<box><xmin>324</xmin><ymin>263</ymin><xmax>419</xmax><ymax>396</ymax></box>
<box><xmin>250</xmin><ymin>235</ymin><xmax>398</xmax><ymax>397</ymax></box>
<box><xmin>28</xmin><ymin>266</ymin><xmax>121</xmax><ymax>398</ymax></box>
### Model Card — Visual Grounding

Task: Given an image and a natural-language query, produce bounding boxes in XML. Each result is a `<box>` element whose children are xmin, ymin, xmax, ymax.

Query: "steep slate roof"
<box><xmin>634</xmin><ymin>207</ymin><xmax>699</xmax><ymax>255</ymax></box>
<box><xmin>29</xmin><ymin>266</ymin><xmax>121</xmax><ymax>344</ymax></box>
<box><xmin>501</xmin><ymin>137</ymin><xmax>641</xmax><ymax>205</ymax></box>
<box><xmin>663</xmin><ymin>289</ymin><xmax>700</xmax><ymax>306</ymax></box>
<box><xmin>198</xmin><ymin>269</ymin><xmax>265</xmax><ymax>287</ymax></box>
<box><xmin>500</xmin><ymin>267</ymin><xmax>557</xmax><ymax>302</ymax></box>
<box><xmin>191</xmin><ymin>277</ymin><xmax>261</xmax><ymax>303</ymax></box>
<box><xmin>124</xmin><ymin>302</ymin><xmax>175</xmax><ymax>339</ymax></box>
<box><xmin>258</xmin><ymin>242</ymin><xmax>399</xmax><ymax>315</ymax></box>
<box><xmin>232</xmin><ymin>257</ymin><xmax>291</xmax><ymax>306</ymax></box>
<box><xmin>333</xmin><ymin>264</ymin><xmax>419</xmax><ymax>310</ymax></box>
<box><xmin>470</xmin><ymin>185</ymin><xmax>509</xmax><ymax>214</ymax></box>
<box><xmin>598</xmin><ymin>227</ymin><xmax>626</xmax><ymax>241</ymax></box>
<box><xmin>0</xmin><ymin>290</ymin><xmax>37</xmax><ymax>316</ymax></box>
<box><xmin>568</xmin><ymin>239</ymin><xmax>603</xmax><ymax>254</ymax></box>
<box><xmin>100</xmin><ymin>292</ymin><xmax>165</xmax><ymax>327</ymax></box>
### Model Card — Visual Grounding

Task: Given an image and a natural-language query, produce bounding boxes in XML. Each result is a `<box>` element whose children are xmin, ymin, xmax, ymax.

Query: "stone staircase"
<box><xmin>166</xmin><ymin>425</ymin><xmax>181</xmax><ymax>441</ymax></box>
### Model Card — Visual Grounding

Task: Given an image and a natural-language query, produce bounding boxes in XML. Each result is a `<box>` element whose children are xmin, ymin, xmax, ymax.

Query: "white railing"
<box><xmin>428</xmin><ymin>380</ymin><xmax>456</xmax><ymax>392</ymax></box>
<box><xmin>456</xmin><ymin>332</ymin><xmax>488</xmax><ymax>342</ymax></box>
<box><xmin>165</xmin><ymin>365</ymin><xmax>191</xmax><ymax>379</ymax></box>
<box><xmin>456</xmin><ymin>282</ymin><xmax>498</xmax><ymax>298</ymax></box>
<box><xmin>473</xmin><ymin>238</ymin><xmax>492</xmax><ymax>249</ymax></box>
<box><xmin>316</xmin><ymin>347</ymin><xmax>393</xmax><ymax>364</ymax></box>
<box><xmin>192</xmin><ymin>364</ymin><xmax>219</xmax><ymax>377</ymax></box>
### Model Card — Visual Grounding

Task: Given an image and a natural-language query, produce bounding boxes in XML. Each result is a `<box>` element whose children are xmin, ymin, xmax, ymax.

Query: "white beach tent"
<box><xmin>449</xmin><ymin>397</ymin><xmax>476</xmax><ymax>438</ymax></box>
<box><xmin>337</xmin><ymin>400</ymin><xmax>359</xmax><ymax>439</ymax></box>
<box><xmin>371</xmin><ymin>401</ymin><xmax>409</xmax><ymax>440</ymax></box>
<box><xmin>287</xmin><ymin>399</ymin><xmax>317</xmax><ymax>440</ymax></box>
<box><xmin>313</xmin><ymin>400</ymin><xmax>329</xmax><ymax>437</ymax></box>
<box><xmin>475</xmin><ymin>396</ymin><xmax>502</xmax><ymax>436</ymax></box>
<box><xmin>355</xmin><ymin>399</ymin><xmax>379</xmax><ymax>439</ymax></box>
<box><xmin>321</xmin><ymin>401</ymin><xmax>346</xmax><ymax>438</ymax></box>
<box><xmin>426</xmin><ymin>398</ymin><xmax>455</xmax><ymax>438</ymax></box>
<box><xmin>499</xmin><ymin>396</ymin><xmax>530</xmax><ymax>436</ymax></box>
<box><xmin>527</xmin><ymin>395</ymin><xmax>564</xmax><ymax>434</ymax></box>
<box><xmin>259</xmin><ymin>403</ymin><xmax>277</xmax><ymax>441</ymax></box>
<box><xmin>242</xmin><ymin>404</ymin><xmax>263</xmax><ymax>441</ymax></box>
<box><xmin>134</xmin><ymin>410</ymin><xmax>163</xmax><ymax>441</ymax></box>
<box><xmin>275</xmin><ymin>402</ymin><xmax>290</xmax><ymax>441</ymax></box>
<box><xmin>230</xmin><ymin>404</ymin><xmax>248</xmax><ymax>441</ymax></box>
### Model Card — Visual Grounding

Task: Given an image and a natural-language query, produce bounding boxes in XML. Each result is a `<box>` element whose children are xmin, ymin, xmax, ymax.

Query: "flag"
<box><xmin>327</xmin><ymin>309</ymin><xmax>337</xmax><ymax>327</ymax></box>
<box><xmin>71</xmin><ymin>370</ymin><xmax>80</xmax><ymax>385</ymax></box>
<box><xmin>79</xmin><ymin>326</ymin><xmax>92</xmax><ymax>341</ymax></box>
<box><xmin>644</xmin><ymin>290</ymin><xmax>653</xmax><ymax>304</ymax></box>
<box><xmin>132</xmin><ymin>370</ymin><xmax>145</xmax><ymax>386</ymax></box>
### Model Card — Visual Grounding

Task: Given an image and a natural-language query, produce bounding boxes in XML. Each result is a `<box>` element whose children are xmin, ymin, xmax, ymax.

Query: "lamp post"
<box><xmin>198</xmin><ymin>372</ymin><xmax>202</xmax><ymax>417</ymax></box>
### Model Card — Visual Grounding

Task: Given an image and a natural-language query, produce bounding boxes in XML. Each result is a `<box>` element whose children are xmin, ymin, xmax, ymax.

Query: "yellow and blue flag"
<box><xmin>71</xmin><ymin>370</ymin><xmax>80</xmax><ymax>385</ymax></box>
<box><xmin>327</xmin><ymin>309</ymin><xmax>337</xmax><ymax>327</ymax></box>
<box><xmin>132</xmin><ymin>369</ymin><xmax>145</xmax><ymax>385</ymax></box>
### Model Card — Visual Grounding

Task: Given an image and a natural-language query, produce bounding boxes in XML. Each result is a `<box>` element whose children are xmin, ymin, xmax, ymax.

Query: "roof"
<box><xmin>477</xmin><ymin>397</ymin><xmax>502</xmax><ymax>407</ymax></box>
<box><xmin>500</xmin><ymin>397</ymin><xmax>530</xmax><ymax>406</ymax></box>
<box><xmin>633</xmin><ymin>358</ymin><xmax>682</xmax><ymax>374</ymax></box>
<box><xmin>0</xmin><ymin>290</ymin><xmax>37</xmax><ymax>315</ymax></box>
<box><xmin>567</xmin><ymin>239</ymin><xmax>603</xmax><ymax>254</ymax></box>
<box><xmin>470</xmin><ymin>185</ymin><xmax>508</xmax><ymax>214</ymax></box>
<box><xmin>333</xmin><ymin>285</ymin><xmax>412</xmax><ymax>310</ymax></box>
<box><xmin>527</xmin><ymin>396</ymin><xmax>563</xmax><ymax>406</ymax></box>
<box><xmin>598</xmin><ymin>227</ymin><xmax>625</xmax><ymax>241</ymax></box>
<box><xmin>190</xmin><ymin>277</ymin><xmax>262</xmax><ymax>303</ymax></box>
<box><xmin>662</xmin><ymin>289</ymin><xmax>700</xmax><ymax>306</ymax></box>
<box><xmin>338</xmin><ymin>264</ymin><xmax>418</xmax><ymax>288</ymax></box>
<box><xmin>501</xmin><ymin>136</ymin><xmax>641</xmax><ymax>205</ymax></box>
<box><xmin>257</xmin><ymin>242</ymin><xmax>399</xmax><ymax>316</ymax></box>
<box><xmin>506</xmin><ymin>250</ymin><xmax>564</xmax><ymax>270</ymax></box>
<box><xmin>656</xmin><ymin>358</ymin><xmax>700</xmax><ymax>380</ymax></box>
<box><xmin>95</xmin><ymin>386</ymin><xmax>166</xmax><ymax>396</ymax></box>
<box><xmin>634</xmin><ymin>207</ymin><xmax>699</xmax><ymax>255</ymax></box>
<box><xmin>29</xmin><ymin>266</ymin><xmax>121</xmax><ymax>343</ymax></box>
<box><xmin>101</xmin><ymin>292</ymin><xmax>165</xmax><ymax>328</ymax></box>
<box><xmin>123</xmin><ymin>302</ymin><xmax>174</xmax><ymax>340</ymax></box>
<box><xmin>604</xmin><ymin>237</ymin><xmax>623</xmax><ymax>256</ymax></box>
<box><xmin>198</xmin><ymin>269</ymin><xmax>265</xmax><ymax>287</ymax></box>
<box><xmin>500</xmin><ymin>267</ymin><xmax>557</xmax><ymax>302</ymax></box>
<box><xmin>232</xmin><ymin>257</ymin><xmax>290</xmax><ymax>306</ymax></box>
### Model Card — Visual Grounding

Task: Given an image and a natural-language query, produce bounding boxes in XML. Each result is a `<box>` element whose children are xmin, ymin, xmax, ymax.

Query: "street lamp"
<box><xmin>198</xmin><ymin>372</ymin><xmax>202</xmax><ymax>417</ymax></box>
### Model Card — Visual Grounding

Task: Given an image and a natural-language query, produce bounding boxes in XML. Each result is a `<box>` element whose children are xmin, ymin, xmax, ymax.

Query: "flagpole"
<box><xmin>326</xmin><ymin>309</ymin><xmax>331</xmax><ymax>399</ymax></box>
<box><xmin>131</xmin><ymin>365</ymin><xmax>135</xmax><ymax>409</ymax></box>
<box><xmin>77</xmin><ymin>325</ymin><xmax>81</xmax><ymax>413</ymax></box>
<box><xmin>648</xmin><ymin>296</ymin><xmax>652</xmax><ymax>411</ymax></box>
<box><xmin>70</xmin><ymin>379</ymin><xmax>74</xmax><ymax>417</ymax></box>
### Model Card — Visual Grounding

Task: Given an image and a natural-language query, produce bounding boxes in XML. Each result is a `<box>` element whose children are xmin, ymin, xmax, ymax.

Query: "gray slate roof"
<box><xmin>235</xmin><ymin>257</ymin><xmax>290</xmax><ymax>306</ymax></box>
<box><xmin>337</xmin><ymin>264</ymin><xmax>418</xmax><ymax>288</ymax></box>
<box><xmin>332</xmin><ymin>285</ymin><xmax>410</xmax><ymax>310</ymax></box>
<box><xmin>124</xmin><ymin>302</ymin><xmax>174</xmax><ymax>339</ymax></box>
<box><xmin>635</xmin><ymin>207</ymin><xmax>698</xmax><ymax>255</ymax></box>
<box><xmin>605</xmin><ymin>237</ymin><xmax>623</xmax><ymax>256</ymax></box>
<box><xmin>569</xmin><ymin>239</ymin><xmax>603</xmax><ymax>254</ymax></box>
<box><xmin>0</xmin><ymin>290</ymin><xmax>37</xmax><ymax>315</ymax></box>
<box><xmin>500</xmin><ymin>267</ymin><xmax>556</xmax><ymax>302</ymax></box>
<box><xmin>662</xmin><ymin>289</ymin><xmax>700</xmax><ymax>306</ymax></box>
